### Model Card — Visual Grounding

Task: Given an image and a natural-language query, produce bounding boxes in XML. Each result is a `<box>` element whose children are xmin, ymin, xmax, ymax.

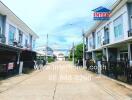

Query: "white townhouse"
<box><xmin>0</xmin><ymin>1</ymin><xmax>38</xmax><ymax>76</ymax></box>
<box><xmin>0</xmin><ymin>1</ymin><xmax>38</xmax><ymax>50</ymax></box>
<box><xmin>86</xmin><ymin>0</ymin><xmax>132</xmax><ymax>62</ymax></box>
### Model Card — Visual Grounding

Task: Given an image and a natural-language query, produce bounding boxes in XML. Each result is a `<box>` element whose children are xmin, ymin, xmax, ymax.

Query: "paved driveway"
<box><xmin>0</xmin><ymin>61</ymin><xmax>132</xmax><ymax>100</ymax></box>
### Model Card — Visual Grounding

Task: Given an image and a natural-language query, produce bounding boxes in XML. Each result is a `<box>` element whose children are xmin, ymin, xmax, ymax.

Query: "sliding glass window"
<box><xmin>114</xmin><ymin>15</ymin><xmax>124</xmax><ymax>39</ymax></box>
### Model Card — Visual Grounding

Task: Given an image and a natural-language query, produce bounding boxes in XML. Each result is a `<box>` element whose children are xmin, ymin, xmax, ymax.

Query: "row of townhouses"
<box><xmin>0</xmin><ymin>1</ymin><xmax>38</xmax><ymax>76</ymax></box>
<box><xmin>85</xmin><ymin>0</ymin><xmax>132</xmax><ymax>62</ymax></box>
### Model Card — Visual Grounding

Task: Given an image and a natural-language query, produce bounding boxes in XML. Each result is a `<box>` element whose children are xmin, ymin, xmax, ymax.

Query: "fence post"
<box><xmin>97</xmin><ymin>61</ymin><xmax>102</xmax><ymax>75</ymax></box>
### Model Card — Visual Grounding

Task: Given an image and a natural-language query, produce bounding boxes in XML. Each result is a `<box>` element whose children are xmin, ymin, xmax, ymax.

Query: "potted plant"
<box><xmin>96</xmin><ymin>53</ymin><xmax>103</xmax><ymax>61</ymax></box>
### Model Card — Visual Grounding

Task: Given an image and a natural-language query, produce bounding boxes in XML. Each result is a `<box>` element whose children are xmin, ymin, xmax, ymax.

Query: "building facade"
<box><xmin>0</xmin><ymin>1</ymin><xmax>38</xmax><ymax>76</ymax></box>
<box><xmin>53</xmin><ymin>51</ymin><xmax>65</xmax><ymax>61</ymax></box>
<box><xmin>86</xmin><ymin>0</ymin><xmax>132</xmax><ymax>62</ymax></box>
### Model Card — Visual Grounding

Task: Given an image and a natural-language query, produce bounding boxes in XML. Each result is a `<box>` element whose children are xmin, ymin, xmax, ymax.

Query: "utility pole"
<box><xmin>72</xmin><ymin>42</ymin><xmax>75</xmax><ymax>65</ymax></box>
<box><xmin>82</xmin><ymin>30</ymin><xmax>85</xmax><ymax>68</ymax></box>
<box><xmin>46</xmin><ymin>34</ymin><xmax>48</xmax><ymax>63</ymax></box>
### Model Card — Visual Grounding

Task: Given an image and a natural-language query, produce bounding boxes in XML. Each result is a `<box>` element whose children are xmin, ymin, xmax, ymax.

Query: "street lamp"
<box><xmin>69</xmin><ymin>24</ymin><xmax>86</xmax><ymax>67</ymax></box>
<box><xmin>82</xmin><ymin>32</ymin><xmax>86</xmax><ymax>68</ymax></box>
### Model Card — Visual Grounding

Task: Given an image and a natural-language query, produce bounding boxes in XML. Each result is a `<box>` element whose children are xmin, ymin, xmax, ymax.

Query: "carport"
<box><xmin>0</xmin><ymin>43</ymin><xmax>22</xmax><ymax>77</ymax></box>
<box><xmin>20</xmin><ymin>50</ymin><xmax>37</xmax><ymax>73</ymax></box>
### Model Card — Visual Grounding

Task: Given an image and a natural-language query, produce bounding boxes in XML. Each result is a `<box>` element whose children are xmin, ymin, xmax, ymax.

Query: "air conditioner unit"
<box><xmin>101</xmin><ymin>41</ymin><xmax>104</xmax><ymax>46</ymax></box>
<box><xmin>13</xmin><ymin>40</ymin><xmax>18</xmax><ymax>46</ymax></box>
<box><xmin>104</xmin><ymin>25</ymin><xmax>109</xmax><ymax>30</ymax></box>
<box><xmin>128</xmin><ymin>29</ymin><xmax>132</xmax><ymax>37</ymax></box>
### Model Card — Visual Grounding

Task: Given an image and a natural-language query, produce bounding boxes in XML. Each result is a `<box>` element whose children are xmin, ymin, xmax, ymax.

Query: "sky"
<box><xmin>1</xmin><ymin>0</ymin><xmax>117</xmax><ymax>50</ymax></box>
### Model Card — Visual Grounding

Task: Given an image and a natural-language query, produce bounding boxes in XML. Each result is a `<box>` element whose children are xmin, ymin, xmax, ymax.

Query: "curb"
<box><xmin>100</xmin><ymin>75</ymin><xmax>132</xmax><ymax>91</ymax></box>
<box><xmin>85</xmin><ymin>69</ymin><xmax>132</xmax><ymax>90</ymax></box>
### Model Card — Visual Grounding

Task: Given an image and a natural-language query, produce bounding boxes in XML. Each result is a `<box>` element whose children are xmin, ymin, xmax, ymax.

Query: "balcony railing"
<box><xmin>103</xmin><ymin>39</ymin><xmax>109</xmax><ymax>45</ymax></box>
<box><xmin>128</xmin><ymin>29</ymin><xmax>132</xmax><ymax>37</ymax></box>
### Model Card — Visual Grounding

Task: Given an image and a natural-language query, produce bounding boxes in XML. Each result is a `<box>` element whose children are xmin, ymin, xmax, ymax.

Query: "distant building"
<box><xmin>53</xmin><ymin>51</ymin><xmax>65</xmax><ymax>61</ymax></box>
<box><xmin>35</xmin><ymin>46</ymin><xmax>54</xmax><ymax>57</ymax></box>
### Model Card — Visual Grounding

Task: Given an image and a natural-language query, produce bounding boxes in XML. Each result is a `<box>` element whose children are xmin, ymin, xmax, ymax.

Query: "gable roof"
<box><xmin>92</xmin><ymin>6</ymin><xmax>111</xmax><ymax>12</ymax></box>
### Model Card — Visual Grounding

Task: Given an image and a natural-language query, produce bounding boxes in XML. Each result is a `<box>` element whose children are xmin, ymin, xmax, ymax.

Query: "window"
<box><xmin>9</xmin><ymin>25</ymin><xmax>16</xmax><ymax>45</ymax></box>
<box><xmin>114</xmin><ymin>15</ymin><xmax>123</xmax><ymax>38</ymax></box>
<box><xmin>89</xmin><ymin>37</ymin><xmax>93</xmax><ymax>48</ymax></box>
<box><xmin>29</xmin><ymin>35</ymin><xmax>32</xmax><ymax>47</ymax></box>
<box><xmin>18</xmin><ymin>30</ymin><xmax>23</xmax><ymax>46</ymax></box>
<box><xmin>97</xmin><ymin>32</ymin><xmax>101</xmax><ymax>47</ymax></box>
<box><xmin>32</xmin><ymin>40</ymin><xmax>35</xmax><ymax>49</ymax></box>
<box><xmin>25</xmin><ymin>39</ymin><xmax>28</xmax><ymax>47</ymax></box>
<box><xmin>103</xmin><ymin>25</ymin><xmax>110</xmax><ymax>45</ymax></box>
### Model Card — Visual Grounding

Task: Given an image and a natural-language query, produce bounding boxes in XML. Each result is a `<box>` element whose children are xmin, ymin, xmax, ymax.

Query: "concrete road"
<box><xmin>0</xmin><ymin>61</ymin><xmax>132</xmax><ymax>100</ymax></box>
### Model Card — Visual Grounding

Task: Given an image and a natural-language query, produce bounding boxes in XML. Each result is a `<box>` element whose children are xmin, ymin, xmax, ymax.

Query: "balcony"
<box><xmin>103</xmin><ymin>39</ymin><xmax>109</xmax><ymax>45</ymax></box>
<box><xmin>128</xmin><ymin>29</ymin><xmax>132</xmax><ymax>37</ymax></box>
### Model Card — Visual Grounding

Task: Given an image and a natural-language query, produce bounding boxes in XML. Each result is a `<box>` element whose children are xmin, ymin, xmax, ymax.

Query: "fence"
<box><xmin>86</xmin><ymin>60</ymin><xmax>132</xmax><ymax>83</ymax></box>
<box><xmin>101</xmin><ymin>61</ymin><xmax>132</xmax><ymax>83</ymax></box>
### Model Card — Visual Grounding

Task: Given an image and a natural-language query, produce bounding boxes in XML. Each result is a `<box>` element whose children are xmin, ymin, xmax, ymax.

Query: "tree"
<box><xmin>74</xmin><ymin>43</ymin><xmax>83</xmax><ymax>61</ymax></box>
<box><xmin>68</xmin><ymin>43</ymin><xmax>84</xmax><ymax>62</ymax></box>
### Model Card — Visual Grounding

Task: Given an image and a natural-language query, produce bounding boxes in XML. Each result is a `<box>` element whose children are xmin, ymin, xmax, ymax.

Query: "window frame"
<box><xmin>113</xmin><ymin>15</ymin><xmax>124</xmax><ymax>39</ymax></box>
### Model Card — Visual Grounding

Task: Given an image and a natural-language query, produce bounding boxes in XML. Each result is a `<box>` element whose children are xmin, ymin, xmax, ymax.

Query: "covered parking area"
<box><xmin>0</xmin><ymin>43</ymin><xmax>22</xmax><ymax>78</ymax></box>
<box><xmin>20</xmin><ymin>50</ymin><xmax>37</xmax><ymax>74</ymax></box>
<box><xmin>0</xmin><ymin>43</ymin><xmax>38</xmax><ymax>77</ymax></box>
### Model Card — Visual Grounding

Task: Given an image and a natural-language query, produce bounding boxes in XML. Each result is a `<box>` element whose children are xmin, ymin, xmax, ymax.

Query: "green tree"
<box><xmin>74</xmin><ymin>43</ymin><xmax>83</xmax><ymax>61</ymax></box>
<box><xmin>68</xmin><ymin>43</ymin><xmax>84</xmax><ymax>62</ymax></box>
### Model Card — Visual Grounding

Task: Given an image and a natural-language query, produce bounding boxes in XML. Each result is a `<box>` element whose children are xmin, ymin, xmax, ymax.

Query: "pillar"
<box><xmin>92</xmin><ymin>51</ymin><xmax>96</xmax><ymax>61</ymax></box>
<box><xmin>106</xmin><ymin>47</ymin><xmax>109</xmax><ymax>61</ymax></box>
<box><xmin>128</xmin><ymin>43</ymin><xmax>131</xmax><ymax>61</ymax></box>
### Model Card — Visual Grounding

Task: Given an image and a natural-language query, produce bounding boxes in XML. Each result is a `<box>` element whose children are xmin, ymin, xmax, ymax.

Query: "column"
<box><xmin>106</xmin><ymin>47</ymin><xmax>109</xmax><ymax>61</ymax></box>
<box><xmin>92</xmin><ymin>51</ymin><xmax>96</xmax><ymax>61</ymax></box>
<box><xmin>128</xmin><ymin>43</ymin><xmax>131</xmax><ymax>61</ymax></box>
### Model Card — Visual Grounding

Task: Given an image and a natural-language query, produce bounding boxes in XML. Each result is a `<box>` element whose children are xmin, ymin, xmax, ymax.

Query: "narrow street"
<box><xmin>0</xmin><ymin>61</ymin><xmax>131</xmax><ymax>100</ymax></box>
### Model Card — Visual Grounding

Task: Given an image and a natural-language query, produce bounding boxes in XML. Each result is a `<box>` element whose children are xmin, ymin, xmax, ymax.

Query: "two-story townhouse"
<box><xmin>0</xmin><ymin>1</ymin><xmax>38</xmax><ymax>76</ymax></box>
<box><xmin>86</xmin><ymin>0</ymin><xmax>132</xmax><ymax>62</ymax></box>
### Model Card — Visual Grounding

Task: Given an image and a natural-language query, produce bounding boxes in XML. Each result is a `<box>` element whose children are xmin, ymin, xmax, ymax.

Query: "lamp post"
<box><xmin>72</xmin><ymin>42</ymin><xmax>75</xmax><ymax>65</ymax></box>
<box><xmin>46</xmin><ymin>34</ymin><xmax>48</xmax><ymax>63</ymax></box>
<box><xmin>82</xmin><ymin>32</ymin><xmax>86</xmax><ymax>68</ymax></box>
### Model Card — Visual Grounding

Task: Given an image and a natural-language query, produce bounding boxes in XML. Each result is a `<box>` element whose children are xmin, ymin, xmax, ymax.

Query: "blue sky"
<box><xmin>1</xmin><ymin>0</ymin><xmax>117</xmax><ymax>50</ymax></box>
